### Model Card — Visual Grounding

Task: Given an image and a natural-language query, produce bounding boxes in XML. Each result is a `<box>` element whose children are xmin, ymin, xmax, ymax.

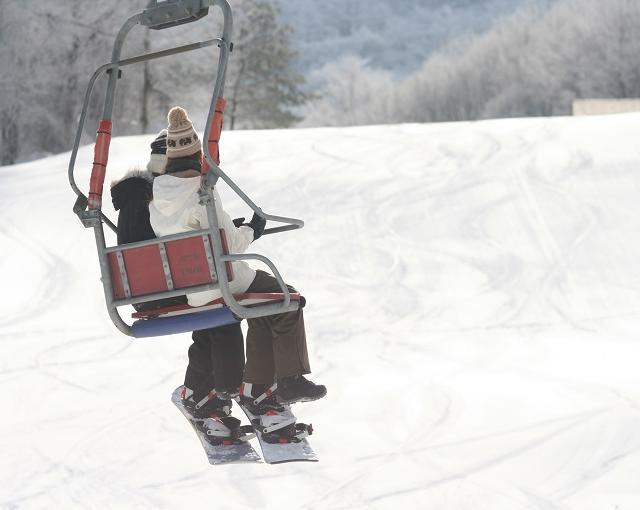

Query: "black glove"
<box><xmin>245</xmin><ymin>212</ymin><xmax>266</xmax><ymax>241</ymax></box>
<box><xmin>232</xmin><ymin>217</ymin><xmax>245</xmax><ymax>228</ymax></box>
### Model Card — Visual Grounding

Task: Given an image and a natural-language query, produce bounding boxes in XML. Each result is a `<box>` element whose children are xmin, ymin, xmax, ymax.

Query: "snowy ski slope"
<box><xmin>2</xmin><ymin>113</ymin><xmax>640</xmax><ymax>509</ymax></box>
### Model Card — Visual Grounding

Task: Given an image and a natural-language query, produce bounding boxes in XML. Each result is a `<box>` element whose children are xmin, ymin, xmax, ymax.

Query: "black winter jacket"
<box><xmin>110</xmin><ymin>170</ymin><xmax>156</xmax><ymax>245</ymax></box>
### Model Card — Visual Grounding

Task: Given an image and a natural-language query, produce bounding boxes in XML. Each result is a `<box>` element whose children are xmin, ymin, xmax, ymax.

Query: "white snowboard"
<box><xmin>171</xmin><ymin>387</ymin><xmax>262</xmax><ymax>465</ymax></box>
<box><xmin>236</xmin><ymin>399</ymin><xmax>318</xmax><ymax>464</ymax></box>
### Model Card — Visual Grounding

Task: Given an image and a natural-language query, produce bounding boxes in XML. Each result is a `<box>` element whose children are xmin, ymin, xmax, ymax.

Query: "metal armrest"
<box><xmin>219</xmin><ymin>252</ymin><xmax>300</xmax><ymax>319</ymax></box>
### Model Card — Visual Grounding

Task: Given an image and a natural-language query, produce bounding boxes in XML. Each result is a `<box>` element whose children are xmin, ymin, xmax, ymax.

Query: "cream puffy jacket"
<box><xmin>149</xmin><ymin>174</ymin><xmax>256</xmax><ymax>306</ymax></box>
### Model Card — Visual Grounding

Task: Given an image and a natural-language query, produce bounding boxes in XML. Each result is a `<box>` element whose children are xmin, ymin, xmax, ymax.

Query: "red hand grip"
<box><xmin>202</xmin><ymin>97</ymin><xmax>226</xmax><ymax>173</ymax></box>
<box><xmin>88</xmin><ymin>120</ymin><xmax>112</xmax><ymax>210</ymax></box>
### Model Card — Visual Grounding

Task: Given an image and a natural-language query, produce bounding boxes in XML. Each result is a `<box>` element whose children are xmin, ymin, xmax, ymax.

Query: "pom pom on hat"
<box><xmin>168</xmin><ymin>107</ymin><xmax>190</xmax><ymax>129</ymax></box>
<box><xmin>166</xmin><ymin>106</ymin><xmax>202</xmax><ymax>158</ymax></box>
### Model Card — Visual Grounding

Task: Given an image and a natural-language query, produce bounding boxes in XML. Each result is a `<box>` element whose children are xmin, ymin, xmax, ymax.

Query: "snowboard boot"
<box><xmin>239</xmin><ymin>382</ymin><xmax>282</xmax><ymax>415</ymax></box>
<box><xmin>181</xmin><ymin>386</ymin><xmax>246</xmax><ymax>445</ymax></box>
<box><xmin>239</xmin><ymin>383</ymin><xmax>312</xmax><ymax>444</ymax></box>
<box><xmin>181</xmin><ymin>386</ymin><xmax>233</xmax><ymax>420</ymax></box>
<box><xmin>276</xmin><ymin>375</ymin><xmax>327</xmax><ymax>404</ymax></box>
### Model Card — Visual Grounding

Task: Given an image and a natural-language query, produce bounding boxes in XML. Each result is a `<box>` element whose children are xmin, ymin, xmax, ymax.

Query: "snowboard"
<box><xmin>171</xmin><ymin>387</ymin><xmax>262</xmax><ymax>465</ymax></box>
<box><xmin>236</xmin><ymin>399</ymin><xmax>319</xmax><ymax>464</ymax></box>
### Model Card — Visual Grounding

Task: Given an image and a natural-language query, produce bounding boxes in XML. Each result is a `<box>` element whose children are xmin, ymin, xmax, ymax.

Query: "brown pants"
<box><xmin>243</xmin><ymin>271</ymin><xmax>311</xmax><ymax>384</ymax></box>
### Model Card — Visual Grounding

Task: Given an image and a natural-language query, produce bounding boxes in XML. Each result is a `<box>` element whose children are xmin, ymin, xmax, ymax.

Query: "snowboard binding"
<box><xmin>182</xmin><ymin>387</ymin><xmax>256</xmax><ymax>446</ymax></box>
<box><xmin>204</xmin><ymin>422</ymin><xmax>256</xmax><ymax>446</ymax></box>
<box><xmin>259</xmin><ymin>422</ymin><xmax>313</xmax><ymax>444</ymax></box>
<box><xmin>240</xmin><ymin>383</ymin><xmax>314</xmax><ymax>445</ymax></box>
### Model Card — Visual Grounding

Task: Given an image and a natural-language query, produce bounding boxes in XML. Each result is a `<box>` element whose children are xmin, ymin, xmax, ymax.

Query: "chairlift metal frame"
<box><xmin>68</xmin><ymin>0</ymin><xmax>304</xmax><ymax>338</ymax></box>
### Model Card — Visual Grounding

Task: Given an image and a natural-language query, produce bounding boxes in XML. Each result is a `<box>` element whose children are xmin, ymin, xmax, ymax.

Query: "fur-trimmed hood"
<box><xmin>110</xmin><ymin>168</ymin><xmax>154</xmax><ymax>211</ymax></box>
<box><xmin>111</xmin><ymin>168</ymin><xmax>154</xmax><ymax>188</ymax></box>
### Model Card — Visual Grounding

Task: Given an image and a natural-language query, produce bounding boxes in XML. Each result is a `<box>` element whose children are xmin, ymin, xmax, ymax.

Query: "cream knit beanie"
<box><xmin>166</xmin><ymin>106</ymin><xmax>202</xmax><ymax>158</ymax></box>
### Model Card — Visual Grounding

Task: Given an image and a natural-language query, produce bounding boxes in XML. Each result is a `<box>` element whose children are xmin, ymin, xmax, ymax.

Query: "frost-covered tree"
<box><xmin>130</xmin><ymin>0</ymin><xmax>309</xmax><ymax>133</ymax></box>
<box><xmin>302</xmin><ymin>56</ymin><xmax>395</xmax><ymax>127</ymax></box>
<box><xmin>280</xmin><ymin>0</ymin><xmax>538</xmax><ymax>76</ymax></box>
<box><xmin>0</xmin><ymin>0</ymin><xmax>312</xmax><ymax>163</ymax></box>
<box><xmin>225</xmin><ymin>0</ymin><xmax>309</xmax><ymax>129</ymax></box>
<box><xmin>0</xmin><ymin>0</ymin><xmax>144</xmax><ymax>164</ymax></box>
<box><xmin>0</xmin><ymin>2</ymin><xmax>20</xmax><ymax>165</ymax></box>
<box><xmin>302</xmin><ymin>0</ymin><xmax>640</xmax><ymax>127</ymax></box>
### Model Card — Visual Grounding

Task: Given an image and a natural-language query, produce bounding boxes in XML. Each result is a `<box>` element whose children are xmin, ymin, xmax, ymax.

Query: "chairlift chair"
<box><xmin>68</xmin><ymin>0</ymin><xmax>304</xmax><ymax>338</ymax></box>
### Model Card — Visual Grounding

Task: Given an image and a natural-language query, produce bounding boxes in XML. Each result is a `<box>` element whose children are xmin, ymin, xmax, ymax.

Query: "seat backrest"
<box><xmin>108</xmin><ymin>230</ymin><xmax>233</xmax><ymax>301</ymax></box>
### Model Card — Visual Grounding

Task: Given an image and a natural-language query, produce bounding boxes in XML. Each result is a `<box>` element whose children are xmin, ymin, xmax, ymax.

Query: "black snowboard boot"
<box><xmin>239</xmin><ymin>383</ymin><xmax>281</xmax><ymax>414</ymax></box>
<box><xmin>182</xmin><ymin>387</ymin><xmax>233</xmax><ymax>420</ymax></box>
<box><xmin>277</xmin><ymin>375</ymin><xmax>327</xmax><ymax>404</ymax></box>
<box><xmin>182</xmin><ymin>387</ymin><xmax>243</xmax><ymax>445</ymax></box>
<box><xmin>240</xmin><ymin>383</ymin><xmax>298</xmax><ymax>443</ymax></box>
<box><xmin>239</xmin><ymin>383</ymin><xmax>306</xmax><ymax>443</ymax></box>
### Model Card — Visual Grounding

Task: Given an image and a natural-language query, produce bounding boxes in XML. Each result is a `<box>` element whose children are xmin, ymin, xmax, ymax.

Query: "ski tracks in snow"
<box><xmin>3</xmin><ymin>117</ymin><xmax>640</xmax><ymax>509</ymax></box>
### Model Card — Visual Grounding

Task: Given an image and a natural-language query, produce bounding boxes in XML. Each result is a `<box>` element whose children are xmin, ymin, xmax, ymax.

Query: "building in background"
<box><xmin>573</xmin><ymin>99</ymin><xmax>640</xmax><ymax>116</ymax></box>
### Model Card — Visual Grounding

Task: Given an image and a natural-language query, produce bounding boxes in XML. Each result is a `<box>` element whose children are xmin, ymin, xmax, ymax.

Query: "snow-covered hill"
<box><xmin>2</xmin><ymin>113</ymin><xmax>640</xmax><ymax>509</ymax></box>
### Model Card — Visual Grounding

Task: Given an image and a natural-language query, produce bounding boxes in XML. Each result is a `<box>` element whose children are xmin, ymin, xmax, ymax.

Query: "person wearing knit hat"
<box><xmin>149</xmin><ymin>106</ymin><xmax>326</xmax><ymax>417</ymax></box>
<box><xmin>110</xmin><ymin>128</ymin><xmax>191</xmax><ymax>311</ymax></box>
<box><xmin>141</xmin><ymin>106</ymin><xmax>248</xmax><ymax>438</ymax></box>
<box><xmin>111</xmin><ymin>128</ymin><xmax>168</xmax><ymax>245</ymax></box>
<box><xmin>151</xmin><ymin>105</ymin><xmax>262</xmax><ymax>302</ymax></box>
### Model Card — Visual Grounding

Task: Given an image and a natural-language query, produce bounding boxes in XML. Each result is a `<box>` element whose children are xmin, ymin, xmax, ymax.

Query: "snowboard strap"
<box><xmin>252</xmin><ymin>382</ymin><xmax>278</xmax><ymax>407</ymax></box>
<box><xmin>261</xmin><ymin>422</ymin><xmax>314</xmax><ymax>444</ymax></box>
<box><xmin>261</xmin><ymin>410</ymin><xmax>297</xmax><ymax>434</ymax></box>
<box><xmin>195</xmin><ymin>390</ymin><xmax>217</xmax><ymax>410</ymax></box>
<box><xmin>195</xmin><ymin>389</ymin><xmax>232</xmax><ymax>416</ymax></box>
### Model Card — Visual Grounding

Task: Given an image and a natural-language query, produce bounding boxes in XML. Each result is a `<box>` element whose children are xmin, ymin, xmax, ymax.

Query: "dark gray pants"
<box><xmin>243</xmin><ymin>271</ymin><xmax>311</xmax><ymax>384</ymax></box>
<box><xmin>184</xmin><ymin>323</ymin><xmax>245</xmax><ymax>400</ymax></box>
